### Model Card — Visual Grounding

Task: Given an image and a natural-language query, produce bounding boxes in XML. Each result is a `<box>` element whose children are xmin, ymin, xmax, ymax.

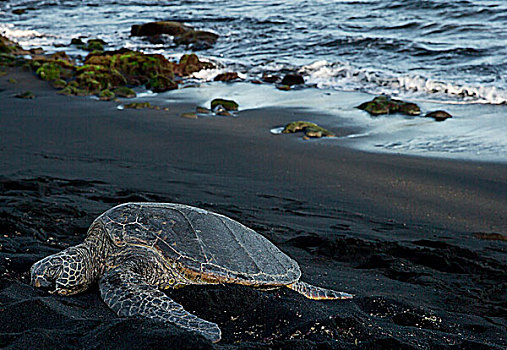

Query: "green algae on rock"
<box><xmin>146</xmin><ymin>75</ymin><xmax>178</xmax><ymax>92</ymax></box>
<box><xmin>282</xmin><ymin>121</ymin><xmax>335</xmax><ymax>138</ymax></box>
<box><xmin>425</xmin><ymin>110</ymin><xmax>452</xmax><ymax>122</ymax></box>
<box><xmin>211</xmin><ymin>98</ymin><xmax>239</xmax><ymax>111</ymax></box>
<box><xmin>99</xmin><ymin>89</ymin><xmax>115</xmax><ymax>101</ymax></box>
<box><xmin>113</xmin><ymin>86</ymin><xmax>136</xmax><ymax>98</ymax></box>
<box><xmin>357</xmin><ymin>96</ymin><xmax>421</xmax><ymax>116</ymax></box>
<box><xmin>124</xmin><ymin>102</ymin><xmax>153</xmax><ymax>109</ymax></box>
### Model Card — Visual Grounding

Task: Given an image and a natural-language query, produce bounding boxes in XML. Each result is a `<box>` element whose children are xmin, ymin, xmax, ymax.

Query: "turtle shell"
<box><xmin>94</xmin><ymin>203</ymin><xmax>301</xmax><ymax>285</ymax></box>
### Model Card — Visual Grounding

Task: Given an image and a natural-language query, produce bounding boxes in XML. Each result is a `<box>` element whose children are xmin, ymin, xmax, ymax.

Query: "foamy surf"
<box><xmin>301</xmin><ymin>60</ymin><xmax>507</xmax><ymax>105</ymax></box>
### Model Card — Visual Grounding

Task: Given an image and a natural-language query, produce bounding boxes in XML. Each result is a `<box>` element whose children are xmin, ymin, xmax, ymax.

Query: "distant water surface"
<box><xmin>1</xmin><ymin>0</ymin><xmax>506</xmax><ymax>104</ymax></box>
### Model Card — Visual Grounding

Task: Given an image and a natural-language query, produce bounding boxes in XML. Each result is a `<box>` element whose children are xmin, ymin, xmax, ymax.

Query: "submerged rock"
<box><xmin>174</xmin><ymin>53</ymin><xmax>213</xmax><ymax>77</ymax></box>
<box><xmin>213</xmin><ymin>72</ymin><xmax>240</xmax><ymax>82</ymax></box>
<box><xmin>281</xmin><ymin>74</ymin><xmax>304</xmax><ymax>86</ymax></box>
<box><xmin>211</xmin><ymin>98</ymin><xmax>239</xmax><ymax>111</ymax></box>
<box><xmin>357</xmin><ymin>96</ymin><xmax>421</xmax><ymax>116</ymax></box>
<box><xmin>282</xmin><ymin>121</ymin><xmax>335</xmax><ymax>138</ymax></box>
<box><xmin>425</xmin><ymin>110</ymin><xmax>452</xmax><ymax>121</ymax></box>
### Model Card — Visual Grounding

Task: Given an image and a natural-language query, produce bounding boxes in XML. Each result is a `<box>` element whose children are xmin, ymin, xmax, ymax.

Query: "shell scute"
<box><xmin>95</xmin><ymin>203</ymin><xmax>301</xmax><ymax>284</ymax></box>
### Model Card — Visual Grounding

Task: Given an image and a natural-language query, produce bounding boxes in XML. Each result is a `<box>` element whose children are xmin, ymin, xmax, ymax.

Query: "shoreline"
<box><xmin>1</xmin><ymin>66</ymin><xmax>506</xmax><ymax>349</ymax></box>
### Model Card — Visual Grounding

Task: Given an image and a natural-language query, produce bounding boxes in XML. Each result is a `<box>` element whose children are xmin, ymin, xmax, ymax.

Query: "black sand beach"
<box><xmin>1</xmin><ymin>68</ymin><xmax>506</xmax><ymax>349</ymax></box>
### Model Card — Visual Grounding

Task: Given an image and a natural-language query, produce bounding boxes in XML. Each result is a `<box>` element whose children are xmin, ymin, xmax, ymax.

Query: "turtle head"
<box><xmin>30</xmin><ymin>245</ymin><xmax>93</xmax><ymax>296</ymax></box>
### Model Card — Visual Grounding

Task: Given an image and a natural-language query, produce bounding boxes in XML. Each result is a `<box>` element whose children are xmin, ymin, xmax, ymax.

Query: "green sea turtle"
<box><xmin>30</xmin><ymin>203</ymin><xmax>352</xmax><ymax>342</ymax></box>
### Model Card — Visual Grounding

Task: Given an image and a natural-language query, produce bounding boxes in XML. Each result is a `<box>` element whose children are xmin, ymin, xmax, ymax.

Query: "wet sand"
<box><xmin>0</xmin><ymin>68</ymin><xmax>506</xmax><ymax>349</ymax></box>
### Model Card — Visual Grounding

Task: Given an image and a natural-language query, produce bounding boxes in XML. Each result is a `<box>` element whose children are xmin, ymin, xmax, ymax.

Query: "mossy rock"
<box><xmin>75</xmin><ymin>64</ymin><xmax>126</xmax><ymax>93</ymax></box>
<box><xmin>36</xmin><ymin>62</ymin><xmax>64</xmax><ymax>81</ymax></box>
<box><xmin>113</xmin><ymin>86</ymin><xmax>136</xmax><ymax>98</ymax></box>
<box><xmin>211</xmin><ymin>98</ymin><xmax>239</xmax><ymax>111</ymax></box>
<box><xmin>124</xmin><ymin>102</ymin><xmax>152</xmax><ymax>109</ymax></box>
<box><xmin>0</xmin><ymin>35</ymin><xmax>23</xmax><ymax>54</ymax></box>
<box><xmin>15</xmin><ymin>91</ymin><xmax>34</xmax><ymax>99</ymax></box>
<box><xmin>131</xmin><ymin>21</ymin><xmax>192</xmax><ymax>37</ymax></box>
<box><xmin>83</xmin><ymin>39</ymin><xmax>107</xmax><ymax>52</ymax></box>
<box><xmin>357</xmin><ymin>96</ymin><xmax>420</xmax><ymax>116</ymax></box>
<box><xmin>282</xmin><ymin>121</ymin><xmax>335</xmax><ymax>138</ymax></box>
<box><xmin>58</xmin><ymin>82</ymin><xmax>89</xmax><ymax>96</ymax></box>
<box><xmin>99</xmin><ymin>89</ymin><xmax>115</xmax><ymax>101</ymax></box>
<box><xmin>85</xmin><ymin>50</ymin><xmax>175</xmax><ymax>85</ymax></box>
<box><xmin>51</xmin><ymin>79</ymin><xmax>67</xmax><ymax>89</ymax></box>
<box><xmin>146</xmin><ymin>75</ymin><xmax>178</xmax><ymax>92</ymax></box>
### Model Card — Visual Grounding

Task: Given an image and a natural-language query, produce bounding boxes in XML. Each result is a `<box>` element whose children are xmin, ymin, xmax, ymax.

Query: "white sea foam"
<box><xmin>301</xmin><ymin>60</ymin><xmax>507</xmax><ymax>105</ymax></box>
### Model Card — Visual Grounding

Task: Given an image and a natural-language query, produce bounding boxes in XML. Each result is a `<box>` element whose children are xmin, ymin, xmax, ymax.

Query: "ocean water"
<box><xmin>1</xmin><ymin>0</ymin><xmax>506</xmax><ymax>161</ymax></box>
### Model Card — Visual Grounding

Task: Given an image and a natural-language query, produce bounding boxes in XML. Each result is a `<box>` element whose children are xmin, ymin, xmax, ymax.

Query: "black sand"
<box><xmin>0</xmin><ymin>68</ymin><xmax>506</xmax><ymax>349</ymax></box>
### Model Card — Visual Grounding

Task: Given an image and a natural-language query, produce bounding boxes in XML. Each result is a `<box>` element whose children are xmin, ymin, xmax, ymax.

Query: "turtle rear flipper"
<box><xmin>287</xmin><ymin>281</ymin><xmax>353</xmax><ymax>300</ymax></box>
<box><xmin>99</xmin><ymin>267</ymin><xmax>221</xmax><ymax>343</ymax></box>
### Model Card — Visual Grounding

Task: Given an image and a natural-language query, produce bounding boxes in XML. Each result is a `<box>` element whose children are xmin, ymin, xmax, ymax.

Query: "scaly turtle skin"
<box><xmin>30</xmin><ymin>203</ymin><xmax>352</xmax><ymax>342</ymax></box>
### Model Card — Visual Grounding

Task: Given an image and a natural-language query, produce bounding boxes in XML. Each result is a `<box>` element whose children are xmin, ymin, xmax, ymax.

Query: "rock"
<box><xmin>277</xmin><ymin>85</ymin><xmax>291</xmax><ymax>91</ymax></box>
<box><xmin>130</xmin><ymin>21</ymin><xmax>192</xmax><ymax>37</ymax></box>
<box><xmin>282</xmin><ymin>121</ymin><xmax>335</xmax><ymax>138</ymax></box>
<box><xmin>180</xmin><ymin>113</ymin><xmax>198</xmax><ymax>119</ymax></box>
<box><xmin>211</xmin><ymin>98</ymin><xmax>238</xmax><ymax>111</ymax></box>
<box><xmin>70</xmin><ymin>38</ymin><xmax>85</xmax><ymax>46</ymax></box>
<box><xmin>51</xmin><ymin>79</ymin><xmax>67</xmax><ymax>89</ymax></box>
<box><xmin>12</xmin><ymin>9</ymin><xmax>26</xmax><ymax>15</ymax></box>
<box><xmin>281</xmin><ymin>74</ymin><xmax>304</xmax><ymax>86</ymax></box>
<box><xmin>124</xmin><ymin>102</ymin><xmax>152</xmax><ymax>109</ymax></box>
<box><xmin>0</xmin><ymin>35</ymin><xmax>24</xmax><ymax>54</ymax></box>
<box><xmin>213</xmin><ymin>72</ymin><xmax>240</xmax><ymax>82</ymax></box>
<box><xmin>357</xmin><ymin>96</ymin><xmax>421</xmax><ymax>116</ymax></box>
<box><xmin>99</xmin><ymin>89</ymin><xmax>115</xmax><ymax>101</ymax></box>
<box><xmin>196</xmin><ymin>107</ymin><xmax>211</xmax><ymax>114</ymax></box>
<box><xmin>146</xmin><ymin>75</ymin><xmax>178</xmax><ymax>92</ymax></box>
<box><xmin>173</xmin><ymin>30</ymin><xmax>219</xmax><ymax>49</ymax></box>
<box><xmin>174</xmin><ymin>54</ymin><xmax>214</xmax><ymax>77</ymax></box>
<box><xmin>15</xmin><ymin>91</ymin><xmax>34</xmax><ymax>99</ymax></box>
<box><xmin>35</xmin><ymin>61</ymin><xmax>74</xmax><ymax>81</ymax></box>
<box><xmin>262</xmin><ymin>73</ymin><xmax>280</xmax><ymax>83</ymax></box>
<box><xmin>425</xmin><ymin>110</ymin><xmax>452</xmax><ymax>122</ymax></box>
<box><xmin>131</xmin><ymin>21</ymin><xmax>218</xmax><ymax>49</ymax></box>
<box><xmin>8</xmin><ymin>78</ymin><xmax>17</xmax><ymax>84</ymax></box>
<box><xmin>113</xmin><ymin>86</ymin><xmax>136</xmax><ymax>98</ymax></box>
<box><xmin>83</xmin><ymin>39</ymin><xmax>107</xmax><ymax>52</ymax></box>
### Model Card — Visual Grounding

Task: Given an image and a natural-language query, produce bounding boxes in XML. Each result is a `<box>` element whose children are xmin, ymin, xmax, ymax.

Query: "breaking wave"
<box><xmin>300</xmin><ymin>60</ymin><xmax>507</xmax><ymax>105</ymax></box>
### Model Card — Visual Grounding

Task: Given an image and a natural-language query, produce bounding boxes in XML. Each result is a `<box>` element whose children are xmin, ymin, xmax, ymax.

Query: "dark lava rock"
<box><xmin>262</xmin><ymin>73</ymin><xmax>280</xmax><ymax>83</ymax></box>
<box><xmin>131</xmin><ymin>21</ymin><xmax>218</xmax><ymax>49</ymax></box>
<box><xmin>281</xmin><ymin>74</ymin><xmax>305</xmax><ymax>86</ymax></box>
<box><xmin>425</xmin><ymin>110</ymin><xmax>452</xmax><ymax>122</ymax></box>
<box><xmin>213</xmin><ymin>72</ymin><xmax>240</xmax><ymax>82</ymax></box>
<box><xmin>357</xmin><ymin>95</ymin><xmax>421</xmax><ymax>116</ymax></box>
<box><xmin>130</xmin><ymin>21</ymin><xmax>192</xmax><ymax>37</ymax></box>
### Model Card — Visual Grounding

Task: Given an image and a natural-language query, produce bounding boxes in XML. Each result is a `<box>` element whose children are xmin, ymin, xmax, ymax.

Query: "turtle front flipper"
<box><xmin>99</xmin><ymin>267</ymin><xmax>221</xmax><ymax>343</ymax></box>
<box><xmin>287</xmin><ymin>280</ymin><xmax>353</xmax><ymax>300</ymax></box>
